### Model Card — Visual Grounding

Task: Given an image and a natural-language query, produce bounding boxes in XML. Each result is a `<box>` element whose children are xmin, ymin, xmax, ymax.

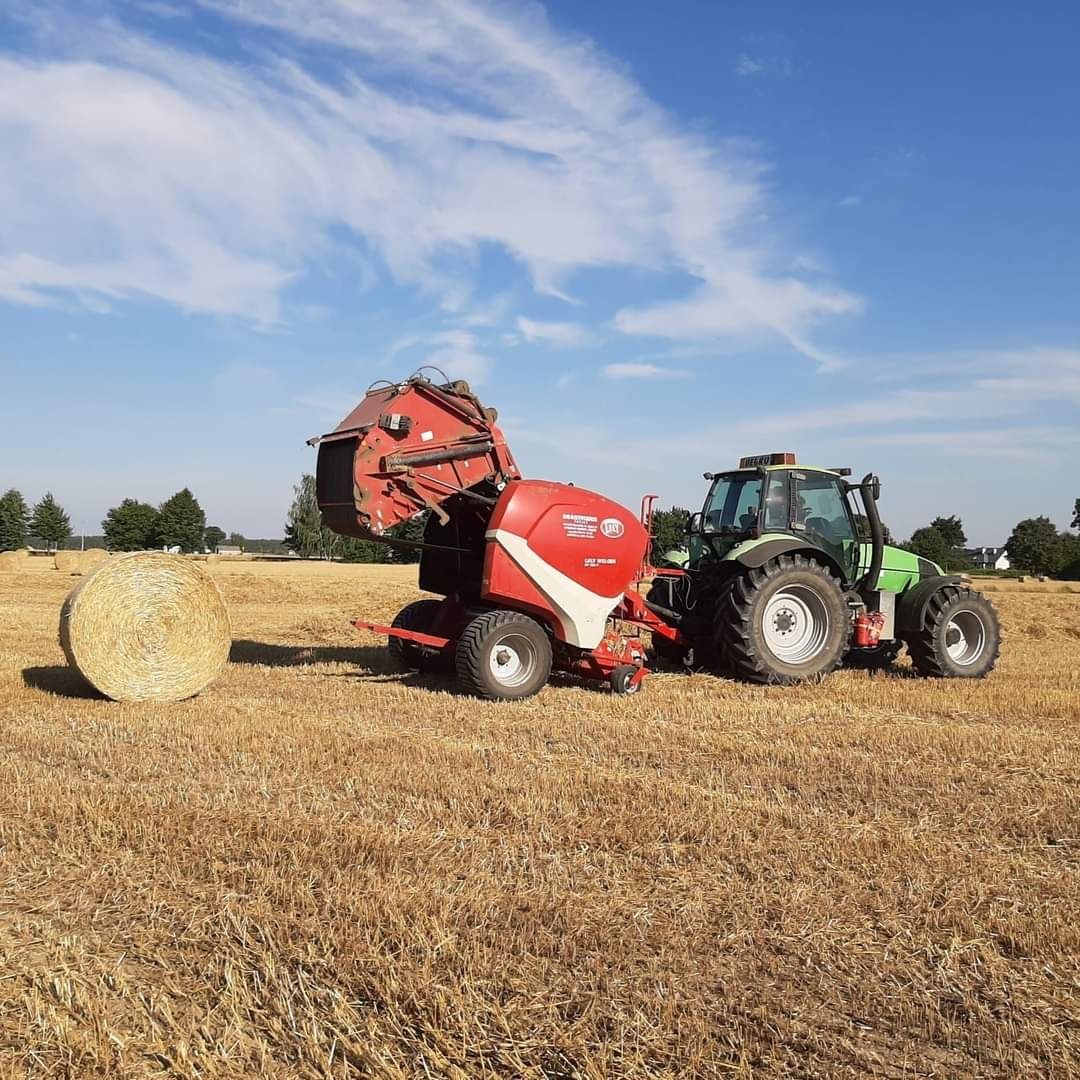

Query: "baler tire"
<box><xmin>455</xmin><ymin>610</ymin><xmax>552</xmax><ymax>700</ymax></box>
<box><xmin>714</xmin><ymin>555</ymin><xmax>847</xmax><ymax>685</ymax></box>
<box><xmin>388</xmin><ymin>599</ymin><xmax>443</xmax><ymax>672</ymax></box>
<box><xmin>905</xmin><ymin>586</ymin><xmax>1000</xmax><ymax>678</ymax></box>
<box><xmin>610</xmin><ymin>665</ymin><xmax>643</xmax><ymax>695</ymax></box>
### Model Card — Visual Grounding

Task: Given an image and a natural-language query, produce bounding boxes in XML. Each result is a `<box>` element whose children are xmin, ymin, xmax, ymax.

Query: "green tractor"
<box><xmin>647</xmin><ymin>453</ymin><xmax>1000</xmax><ymax>683</ymax></box>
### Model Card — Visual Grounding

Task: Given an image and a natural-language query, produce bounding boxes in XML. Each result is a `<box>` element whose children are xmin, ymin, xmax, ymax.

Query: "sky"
<box><xmin>1</xmin><ymin>0</ymin><xmax>1077</xmax><ymax>545</ymax></box>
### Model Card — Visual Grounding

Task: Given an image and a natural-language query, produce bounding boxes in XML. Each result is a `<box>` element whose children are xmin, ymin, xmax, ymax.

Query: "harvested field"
<box><xmin>0</xmin><ymin>560</ymin><xmax>1077</xmax><ymax>1078</ymax></box>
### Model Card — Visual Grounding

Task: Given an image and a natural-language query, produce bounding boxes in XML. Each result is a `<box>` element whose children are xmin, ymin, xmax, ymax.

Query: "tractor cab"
<box><xmin>690</xmin><ymin>453</ymin><xmax>868</xmax><ymax>586</ymax></box>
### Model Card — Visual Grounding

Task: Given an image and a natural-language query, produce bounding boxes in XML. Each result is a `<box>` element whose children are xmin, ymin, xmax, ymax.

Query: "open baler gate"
<box><xmin>312</xmin><ymin>373</ymin><xmax>521</xmax><ymax>544</ymax></box>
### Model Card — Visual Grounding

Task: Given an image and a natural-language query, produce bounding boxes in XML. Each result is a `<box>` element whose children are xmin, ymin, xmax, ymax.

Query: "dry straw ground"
<box><xmin>0</xmin><ymin>560</ymin><xmax>1077</xmax><ymax>1078</ymax></box>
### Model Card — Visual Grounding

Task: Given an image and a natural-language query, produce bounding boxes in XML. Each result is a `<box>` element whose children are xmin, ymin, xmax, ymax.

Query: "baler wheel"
<box><xmin>455</xmin><ymin>610</ymin><xmax>552</xmax><ymax>700</ymax></box>
<box><xmin>714</xmin><ymin>555</ymin><xmax>847</xmax><ymax>685</ymax></box>
<box><xmin>610</xmin><ymin>665</ymin><xmax>643</xmax><ymax>695</ymax></box>
<box><xmin>905</xmin><ymin>586</ymin><xmax>1000</xmax><ymax>678</ymax></box>
<box><xmin>388</xmin><ymin>599</ymin><xmax>443</xmax><ymax>671</ymax></box>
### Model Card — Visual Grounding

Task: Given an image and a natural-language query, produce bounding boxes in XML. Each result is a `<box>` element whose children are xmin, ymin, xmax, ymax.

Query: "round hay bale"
<box><xmin>82</xmin><ymin>547</ymin><xmax>108</xmax><ymax>570</ymax></box>
<box><xmin>54</xmin><ymin>550</ymin><xmax>84</xmax><ymax>573</ymax></box>
<box><xmin>59</xmin><ymin>552</ymin><xmax>231</xmax><ymax>702</ymax></box>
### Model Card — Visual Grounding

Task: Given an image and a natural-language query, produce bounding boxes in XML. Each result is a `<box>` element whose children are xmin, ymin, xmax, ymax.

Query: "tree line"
<box><xmin>284</xmin><ymin>474</ymin><xmax>424</xmax><ymax>562</ymax></box>
<box><xmin>0</xmin><ymin>487</ymin><xmax>246</xmax><ymax>554</ymax></box>
<box><xmin>7</xmin><ymin>480</ymin><xmax>1077</xmax><ymax>576</ymax></box>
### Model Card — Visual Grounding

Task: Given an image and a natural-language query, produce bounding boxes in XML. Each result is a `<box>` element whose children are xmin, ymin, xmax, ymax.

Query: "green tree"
<box><xmin>1006</xmin><ymin>516</ymin><xmax>1063</xmax><ymax>576</ymax></box>
<box><xmin>155</xmin><ymin>489</ymin><xmax>206</xmax><ymax>553</ymax></box>
<box><xmin>204</xmin><ymin>525</ymin><xmax>226</xmax><ymax>553</ymax></box>
<box><xmin>1059</xmin><ymin>531</ymin><xmax>1080</xmax><ymax>581</ymax></box>
<box><xmin>29</xmin><ymin>493</ymin><xmax>72</xmax><ymax>552</ymax></box>
<box><xmin>649</xmin><ymin>506</ymin><xmax>690</xmax><ymax>564</ymax></box>
<box><xmin>930</xmin><ymin>515</ymin><xmax>967</xmax><ymax>550</ymax></box>
<box><xmin>853</xmin><ymin>514</ymin><xmax>895</xmax><ymax>546</ymax></box>
<box><xmin>284</xmin><ymin>474</ymin><xmax>338</xmax><ymax>559</ymax></box>
<box><xmin>339</xmin><ymin>536</ymin><xmax>387</xmax><ymax>563</ymax></box>
<box><xmin>385</xmin><ymin>512</ymin><xmax>429</xmax><ymax>564</ymax></box>
<box><xmin>906</xmin><ymin>526</ymin><xmax>953</xmax><ymax>569</ymax></box>
<box><xmin>102</xmin><ymin>499</ymin><xmax>159</xmax><ymax>551</ymax></box>
<box><xmin>227</xmin><ymin>532</ymin><xmax>246</xmax><ymax>551</ymax></box>
<box><xmin>0</xmin><ymin>489</ymin><xmax>30</xmax><ymax>551</ymax></box>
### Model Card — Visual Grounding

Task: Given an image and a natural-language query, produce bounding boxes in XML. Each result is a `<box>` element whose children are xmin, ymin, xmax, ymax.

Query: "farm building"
<box><xmin>968</xmin><ymin>545</ymin><xmax>1010</xmax><ymax>570</ymax></box>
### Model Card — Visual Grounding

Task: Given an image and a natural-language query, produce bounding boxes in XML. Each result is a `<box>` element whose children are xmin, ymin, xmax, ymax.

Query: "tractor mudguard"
<box><xmin>730</xmin><ymin>538</ymin><xmax>848</xmax><ymax>584</ymax></box>
<box><xmin>894</xmin><ymin>575</ymin><xmax>964</xmax><ymax>633</ymax></box>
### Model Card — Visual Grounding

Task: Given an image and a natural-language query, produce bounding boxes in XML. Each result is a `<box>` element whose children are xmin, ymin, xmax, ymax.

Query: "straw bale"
<box><xmin>59</xmin><ymin>552</ymin><xmax>231</xmax><ymax>702</ymax></box>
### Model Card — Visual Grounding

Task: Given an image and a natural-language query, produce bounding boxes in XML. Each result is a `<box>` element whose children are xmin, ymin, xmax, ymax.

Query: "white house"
<box><xmin>968</xmin><ymin>546</ymin><xmax>1010</xmax><ymax>571</ymax></box>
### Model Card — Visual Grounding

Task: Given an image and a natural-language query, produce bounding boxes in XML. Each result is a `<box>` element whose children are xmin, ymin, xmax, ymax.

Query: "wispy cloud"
<box><xmin>734</xmin><ymin>53</ymin><xmax>796</xmax><ymax>78</ymax></box>
<box><xmin>516</xmin><ymin>317</ymin><xmax>593</xmax><ymax>348</ymax></box>
<box><xmin>386</xmin><ymin>330</ymin><xmax>494</xmax><ymax>385</ymax></box>
<box><xmin>0</xmin><ymin>0</ymin><xmax>856</xmax><ymax>361</ymax></box>
<box><xmin>603</xmin><ymin>362</ymin><xmax>690</xmax><ymax>380</ymax></box>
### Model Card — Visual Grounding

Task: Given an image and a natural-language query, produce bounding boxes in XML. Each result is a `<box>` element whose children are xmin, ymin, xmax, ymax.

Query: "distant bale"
<box><xmin>59</xmin><ymin>552</ymin><xmax>231</xmax><ymax>703</ymax></box>
<box><xmin>53</xmin><ymin>548</ymin><xmax>109</xmax><ymax>575</ymax></box>
<box><xmin>54</xmin><ymin>550</ymin><xmax>84</xmax><ymax>574</ymax></box>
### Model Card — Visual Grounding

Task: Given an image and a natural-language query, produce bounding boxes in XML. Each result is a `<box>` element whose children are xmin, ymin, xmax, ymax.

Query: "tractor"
<box><xmin>646</xmin><ymin>454</ymin><xmax>1000</xmax><ymax>683</ymax></box>
<box><xmin>312</xmin><ymin>373</ymin><xmax>1000</xmax><ymax>699</ymax></box>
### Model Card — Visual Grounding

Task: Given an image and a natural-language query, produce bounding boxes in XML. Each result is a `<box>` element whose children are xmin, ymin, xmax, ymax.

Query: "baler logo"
<box><xmin>600</xmin><ymin>518</ymin><xmax>624</xmax><ymax>539</ymax></box>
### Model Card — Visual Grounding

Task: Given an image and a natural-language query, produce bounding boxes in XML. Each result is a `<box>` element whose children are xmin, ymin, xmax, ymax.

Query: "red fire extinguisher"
<box><xmin>853</xmin><ymin>610</ymin><xmax>886</xmax><ymax>648</ymax></box>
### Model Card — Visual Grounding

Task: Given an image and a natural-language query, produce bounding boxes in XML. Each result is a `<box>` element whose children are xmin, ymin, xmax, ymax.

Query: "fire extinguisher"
<box><xmin>853</xmin><ymin>610</ymin><xmax>886</xmax><ymax>648</ymax></box>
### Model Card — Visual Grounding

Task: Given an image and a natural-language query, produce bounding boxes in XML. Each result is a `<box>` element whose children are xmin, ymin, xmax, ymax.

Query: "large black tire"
<box><xmin>905</xmin><ymin>586</ymin><xmax>1000</xmax><ymax>678</ymax></box>
<box><xmin>388</xmin><ymin>599</ymin><xmax>442</xmax><ymax>671</ymax></box>
<box><xmin>455</xmin><ymin>610</ymin><xmax>553</xmax><ymax>700</ymax></box>
<box><xmin>714</xmin><ymin>555</ymin><xmax>848</xmax><ymax>685</ymax></box>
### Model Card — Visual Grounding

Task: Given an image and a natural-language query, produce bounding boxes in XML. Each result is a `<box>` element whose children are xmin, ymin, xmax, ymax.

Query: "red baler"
<box><xmin>311</xmin><ymin>371</ymin><xmax>681</xmax><ymax>699</ymax></box>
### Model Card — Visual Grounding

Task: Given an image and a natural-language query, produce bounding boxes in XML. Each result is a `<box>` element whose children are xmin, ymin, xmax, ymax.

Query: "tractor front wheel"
<box><xmin>714</xmin><ymin>555</ymin><xmax>848</xmax><ymax>685</ymax></box>
<box><xmin>905</xmin><ymin>586</ymin><xmax>1000</xmax><ymax>678</ymax></box>
<box><xmin>455</xmin><ymin>610</ymin><xmax>553</xmax><ymax>700</ymax></box>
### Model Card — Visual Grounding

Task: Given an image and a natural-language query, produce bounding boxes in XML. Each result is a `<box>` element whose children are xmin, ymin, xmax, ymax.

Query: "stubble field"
<box><xmin>0</xmin><ymin>560</ymin><xmax>1077</xmax><ymax>1078</ymax></box>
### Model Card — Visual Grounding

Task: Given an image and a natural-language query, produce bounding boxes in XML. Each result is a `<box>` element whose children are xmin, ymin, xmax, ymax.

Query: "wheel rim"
<box><xmin>488</xmin><ymin>633</ymin><xmax>539</xmax><ymax>688</ymax></box>
<box><xmin>762</xmin><ymin>585</ymin><xmax>830</xmax><ymax>665</ymax></box>
<box><xmin>944</xmin><ymin>609</ymin><xmax>986</xmax><ymax>666</ymax></box>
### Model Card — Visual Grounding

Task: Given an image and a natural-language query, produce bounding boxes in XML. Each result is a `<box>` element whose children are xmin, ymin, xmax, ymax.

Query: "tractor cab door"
<box><xmin>773</xmin><ymin>470</ymin><xmax>860</xmax><ymax>582</ymax></box>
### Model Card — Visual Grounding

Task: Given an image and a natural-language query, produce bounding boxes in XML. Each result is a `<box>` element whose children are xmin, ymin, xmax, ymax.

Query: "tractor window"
<box><xmin>794</xmin><ymin>473</ymin><xmax>858</xmax><ymax>576</ymax></box>
<box><xmin>702</xmin><ymin>473</ymin><xmax>762</xmax><ymax>534</ymax></box>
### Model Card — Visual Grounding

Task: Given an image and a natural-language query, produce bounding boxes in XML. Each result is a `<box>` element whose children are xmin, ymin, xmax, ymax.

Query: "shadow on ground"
<box><xmin>22</xmin><ymin>666</ymin><xmax>104</xmax><ymax>700</ymax></box>
<box><xmin>229</xmin><ymin>639</ymin><xmax>397</xmax><ymax>674</ymax></box>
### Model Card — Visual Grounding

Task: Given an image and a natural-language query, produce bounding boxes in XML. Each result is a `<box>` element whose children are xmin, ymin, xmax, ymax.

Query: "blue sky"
<box><xmin>1</xmin><ymin>0</ymin><xmax>1077</xmax><ymax>544</ymax></box>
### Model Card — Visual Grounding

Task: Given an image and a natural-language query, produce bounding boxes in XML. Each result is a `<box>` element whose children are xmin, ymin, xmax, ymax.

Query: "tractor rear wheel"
<box><xmin>905</xmin><ymin>586</ymin><xmax>1000</xmax><ymax>678</ymax></box>
<box><xmin>388</xmin><ymin>599</ymin><xmax>442</xmax><ymax>671</ymax></box>
<box><xmin>714</xmin><ymin>555</ymin><xmax>847</xmax><ymax>684</ymax></box>
<box><xmin>455</xmin><ymin>610</ymin><xmax>552</xmax><ymax>700</ymax></box>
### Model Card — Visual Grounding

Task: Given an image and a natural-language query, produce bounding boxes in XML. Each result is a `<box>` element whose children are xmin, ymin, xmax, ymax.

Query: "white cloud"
<box><xmin>603</xmin><ymin>362</ymin><xmax>689</xmax><ymax>380</ymax></box>
<box><xmin>734</xmin><ymin>54</ymin><xmax>765</xmax><ymax>76</ymax></box>
<box><xmin>386</xmin><ymin>329</ymin><xmax>494</xmax><ymax>386</ymax></box>
<box><xmin>0</xmin><ymin>1</ymin><xmax>857</xmax><ymax>360</ymax></box>
<box><xmin>839</xmin><ymin>194</ymin><xmax>862</xmax><ymax>208</ymax></box>
<box><xmin>516</xmin><ymin>317</ymin><xmax>593</xmax><ymax>347</ymax></box>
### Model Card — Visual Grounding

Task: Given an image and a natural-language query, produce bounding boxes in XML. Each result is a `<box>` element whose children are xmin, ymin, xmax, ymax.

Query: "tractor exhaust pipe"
<box><xmin>858</xmin><ymin>472</ymin><xmax>884</xmax><ymax>595</ymax></box>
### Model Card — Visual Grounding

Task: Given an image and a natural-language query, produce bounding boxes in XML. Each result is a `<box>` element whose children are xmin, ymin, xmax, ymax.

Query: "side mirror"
<box><xmin>689</xmin><ymin>511</ymin><xmax>703</xmax><ymax>534</ymax></box>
